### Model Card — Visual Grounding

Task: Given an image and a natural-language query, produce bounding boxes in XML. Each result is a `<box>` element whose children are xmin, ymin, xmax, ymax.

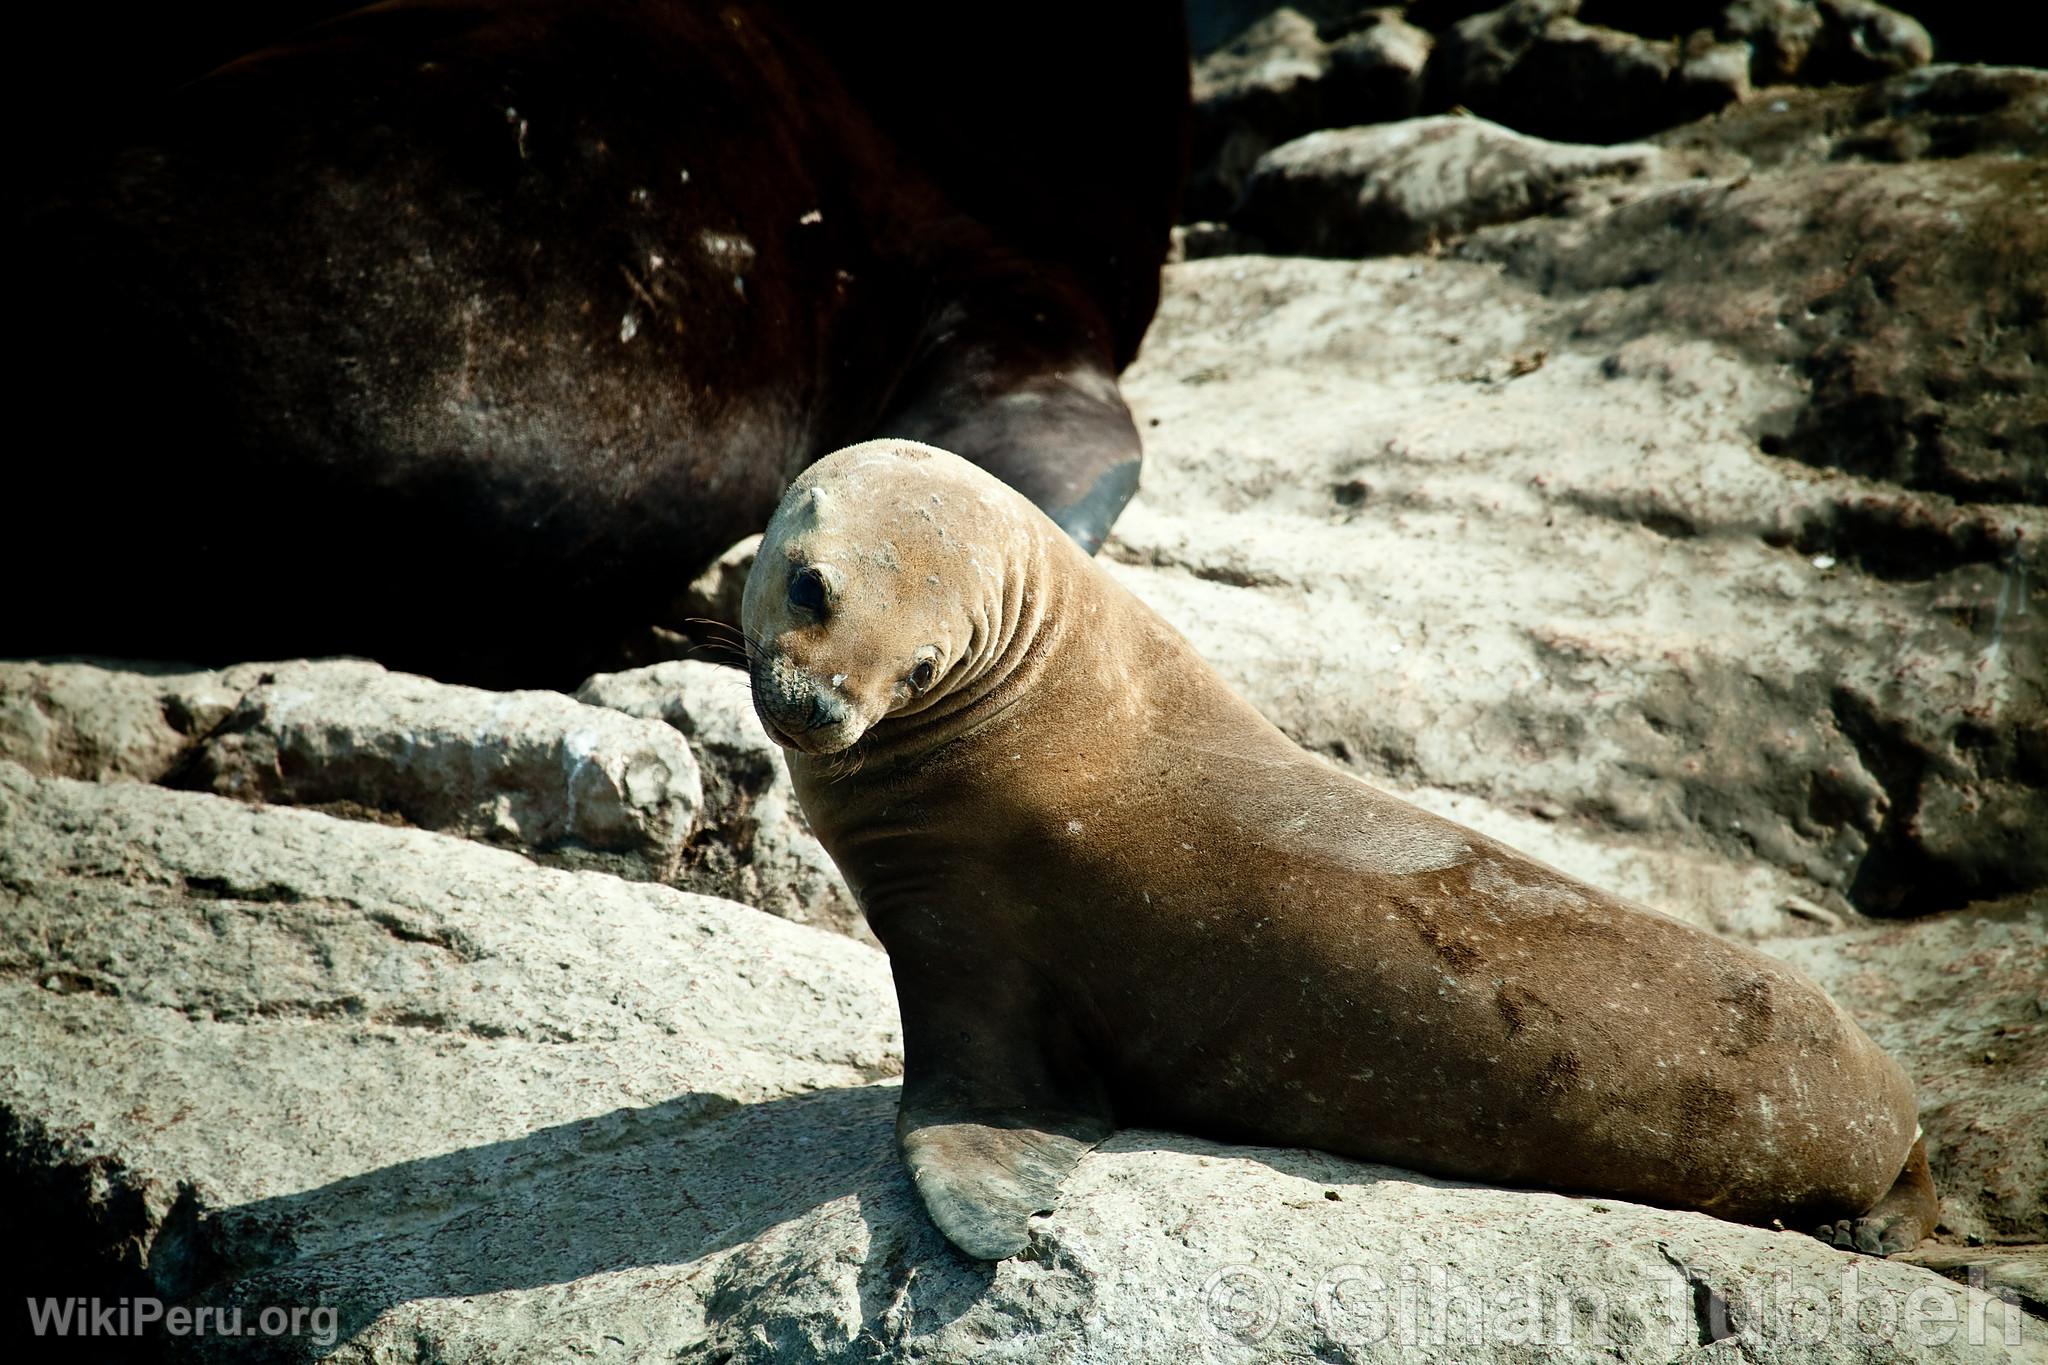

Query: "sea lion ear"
<box><xmin>898</xmin><ymin>1106</ymin><xmax>1108</xmax><ymax>1260</ymax></box>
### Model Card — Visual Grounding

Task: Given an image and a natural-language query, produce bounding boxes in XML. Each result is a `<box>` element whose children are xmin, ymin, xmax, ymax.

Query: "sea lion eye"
<box><xmin>788</xmin><ymin>566</ymin><xmax>829</xmax><ymax>615</ymax></box>
<box><xmin>909</xmin><ymin>658</ymin><xmax>937</xmax><ymax>693</ymax></box>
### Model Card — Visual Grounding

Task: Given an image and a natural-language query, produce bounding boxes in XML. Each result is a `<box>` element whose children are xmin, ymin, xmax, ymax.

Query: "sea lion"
<box><xmin>741</xmin><ymin>437</ymin><xmax>1940</xmax><ymax>1261</ymax></box>
<box><xmin>5</xmin><ymin>0</ymin><xmax>1187</xmax><ymax>686</ymax></box>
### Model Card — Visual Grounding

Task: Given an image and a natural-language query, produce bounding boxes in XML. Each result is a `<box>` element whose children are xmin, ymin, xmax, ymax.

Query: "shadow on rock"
<box><xmin>171</xmin><ymin>1084</ymin><xmax>996</xmax><ymax>1360</ymax></box>
<box><xmin>168</xmin><ymin>1086</ymin><xmax>1441</xmax><ymax>1361</ymax></box>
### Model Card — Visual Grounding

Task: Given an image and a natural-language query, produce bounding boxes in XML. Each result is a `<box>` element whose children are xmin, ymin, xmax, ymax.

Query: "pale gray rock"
<box><xmin>1194</xmin><ymin>7</ymin><xmax>1330</xmax><ymax>109</ymax></box>
<box><xmin>1145</xmin><ymin>73</ymin><xmax>2047</xmax><ymax>929</ymax></box>
<box><xmin>0</xmin><ymin>762</ymin><xmax>900</xmax><ymax>1324</ymax></box>
<box><xmin>0</xmin><ymin>658</ymin><xmax>262</xmax><ymax>783</ymax></box>
<box><xmin>1428</xmin><ymin>5</ymin><xmax>1756</xmax><ymax>144</ymax></box>
<box><xmin>575</xmin><ymin>661</ymin><xmax>868</xmax><ymax>942</ymax></box>
<box><xmin>1187</xmin><ymin>7</ymin><xmax>1442</xmax><ymax>218</ymax></box>
<box><xmin>1237</xmin><ymin>116</ymin><xmax>1668</xmax><ymax>256</ymax></box>
<box><xmin>1676</xmin><ymin>32</ymin><xmax>1757</xmax><ymax>117</ymax></box>
<box><xmin>1903</xmin><ymin>1248</ymin><xmax>2048</xmax><ymax>1319</ymax></box>
<box><xmin>1170</xmin><ymin>219</ymin><xmax>1272</xmax><ymax>261</ymax></box>
<box><xmin>185</xmin><ymin>659</ymin><xmax>703</xmax><ymax>882</ymax></box>
<box><xmin>1418</xmin><ymin>0</ymin><xmax>1925</xmax><ymax>144</ymax></box>
<box><xmin>198</xmin><ymin>1085</ymin><xmax>2048</xmax><ymax>1363</ymax></box>
<box><xmin>3</xmin><ymin>41</ymin><xmax>2045</xmax><ymax>1363</ymax></box>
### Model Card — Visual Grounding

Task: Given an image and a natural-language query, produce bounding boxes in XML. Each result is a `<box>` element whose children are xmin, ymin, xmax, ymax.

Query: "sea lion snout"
<box><xmin>750</xmin><ymin>652</ymin><xmax>866</xmax><ymax>754</ymax></box>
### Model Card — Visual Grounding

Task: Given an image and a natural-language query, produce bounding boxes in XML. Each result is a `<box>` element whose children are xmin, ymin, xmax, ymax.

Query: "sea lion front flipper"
<box><xmin>898</xmin><ymin>1106</ymin><xmax>1109</xmax><ymax>1260</ymax></box>
<box><xmin>889</xmin><ymin>945</ymin><xmax>1111</xmax><ymax>1260</ymax></box>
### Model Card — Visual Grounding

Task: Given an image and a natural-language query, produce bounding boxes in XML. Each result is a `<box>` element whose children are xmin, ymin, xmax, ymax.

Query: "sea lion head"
<box><xmin>741</xmin><ymin>439</ymin><xmax>1039</xmax><ymax>755</ymax></box>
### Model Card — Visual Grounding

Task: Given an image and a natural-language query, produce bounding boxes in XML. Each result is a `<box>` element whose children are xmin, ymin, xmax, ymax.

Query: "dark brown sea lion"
<box><xmin>5</xmin><ymin>1</ymin><xmax>1186</xmax><ymax>685</ymax></box>
<box><xmin>740</xmin><ymin>438</ymin><xmax>1939</xmax><ymax>1261</ymax></box>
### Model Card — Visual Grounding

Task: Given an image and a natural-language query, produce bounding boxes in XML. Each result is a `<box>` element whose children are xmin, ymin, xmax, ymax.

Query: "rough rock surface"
<box><xmin>0</xmin><ymin>657</ymin><xmax>704</xmax><ymax>882</ymax></box>
<box><xmin>1238</xmin><ymin>115</ymin><xmax>1667</xmax><ymax>256</ymax></box>
<box><xmin>1187</xmin><ymin>0</ymin><xmax>1945</xmax><ymax>211</ymax></box>
<box><xmin>1189</xmin><ymin>7</ymin><xmax>1344</xmax><ymax>218</ymax></box>
<box><xmin>1188</xmin><ymin>7</ymin><xmax>1437</xmax><ymax>218</ymax></box>
<box><xmin>675</xmin><ymin>532</ymin><xmax>763</xmax><ymax>633</ymax></box>
<box><xmin>0</xmin><ymin>659</ymin><xmax>265</xmax><ymax>784</ymax></box>
<box><xmin>190</xmin><ymin>660</ymin><xmax>705</xmax><ymax>882</ymax></box>
<box><xmin>0</xmin><ymin>657</ymin><xmax>856</xmax><ymax>926</ymax></box>
<box><xmin>1154</xmin><ymin>68</ymin><xmax>2048</xmax><ymax>925</ymax></box>
<box><xmin>0</xmin><ymin>763</ymin><xmax>900</xmax><ymax>1349</ymax></box>
<box><xmin>575</xmin><ymin>661</ymin><xmax>866</xmax><ymax>943</ymax></box>
<box><xmin>1328</xmin><ymin>8</ymin><xmax>1435</xmax><ymax>124</ymax></box>
<box><xmin>1427</xmin><ymin>2</ymin><xmax>1927</xmax><ymax>141</ymax></box>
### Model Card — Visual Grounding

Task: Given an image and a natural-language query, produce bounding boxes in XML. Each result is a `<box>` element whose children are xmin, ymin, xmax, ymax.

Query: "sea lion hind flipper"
<box><xmin>897</xmin><ymin>1106</ymin><xmax>1109</xmax><ymax>1261</ymax></box>
<box><xmin>1816</xmin><ymin>1135</ymin><xmax>1940</xmax><ymax>1256</ymax></box>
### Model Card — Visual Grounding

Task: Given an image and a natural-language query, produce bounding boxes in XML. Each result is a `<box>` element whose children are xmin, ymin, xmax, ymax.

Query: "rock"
<box><xmin>0</xmin><ymin>761</ymin><xmax>900</xmax><ymax>1330</ymax></box>
<box><xmin>1187</xmin><ymin>7</ymin><xmax>1440</xmax><ymax>218</ymax></box>
<box><xmin>1325</xmin><ymin>9</ymin><xmax>1436</xmax><ymax>123</ymax></box>
<box><xmin>0</xmin><ymin>659</ymin><xmax>259</xmax><ymax>784</ymax></box>
<box><xmin>1674</xmin><ymin>31</ymin><xmax>1757</xmax><ymax>118</ymax></box>
<box><xmin>183</xmin><ymin>659</ymin><xmax>703</xmax><ymax>882</ymax></box>
<box><xmin>4</xmin><ymin>26</ymin><xmax>2047</xmax><ymax>1358</ymax></box>
<box><xmin>1476</xmin><ymin>65</ymin><xmax>2048</xmax><ymax>498</ymax></box>
<box><xmin>1118</xmin><ymin>78</ymin><xmax>2047</xmax><ymax>930</ymax></box>
<box><xmin>1811</xmin><ymin>0</ymin><xmax>1935</xmax><ymax>83</ymax></box>
<box><xmin>4</xmin><ymin>760</ymin><xmax>2041</xmax><ymax>1359</ymax></box>
<box><xmin>0</xmin><ymin>655</ymin><xmax>873</xmax><ymax>940</ymax></box>
<box><xmin>674</xmin><ymin>533</ymin><xmax>763</xmax><ymax>633</ymax></box>
<box><xmin>1187</xmin><ymin>8</ymin><xmax>1334</xmax><ymax>218</ymax></box>
<box><xmin>1237</xmin><ymin>116</ymin><xmax>1668</xmax><ymax>257</ymax></box>
<box><xmin>1505</xmin><ymin>19</ymin><xmax>1684</xmax><ymax>142</ymax></box>
<box><xmin>1427</xmin><ymin>0</ymin><xmax>1584</xmax><ymax>106</ymax></box>
<box><xmin>576</xmin><ymin>661</ymin><xmax>868</xmax><ymax>942</ymax></box>
<box><xmin>1430</xmin><ymin>2</ymin><xmax>1757</xmax><ymax>143</ymax></box>
<box><xmin>1187</xmin><ymin>0</ymin><xmax>1377</xmax><ymax>56</ymax></box>
<box><xmin>1721</xmin><ymin>0</ymin><xmax>1831</xmax><ymax>83</ymax></box>
<box><xmin>1421</xmin><ymin>1</ymin><xmax>1929</xmax><ymax>146</ymax></box>
<box><xmin>672</xmin><ymin>1141</ymin><xmax>2045</xmax><ymax>1363</ymax></box>
<box><xmin>1902</xmin><ymin>1248</ymin><xmax>2048</xmax><ymax>1319</ymax></box>
<box><xmin>1680</xmin><ymin>1</ymin><xmax>1932</xmax><ymax>88</ymax></box>
<box><xmin>1189</xmin><ymin>1</ymin><xmax>1943</xmax><ymax>206</ymax></box>
<box><xmin>1170</xmin><ymin>219</ymin><xmax>1271</xmax><ymax>261</ymax></box>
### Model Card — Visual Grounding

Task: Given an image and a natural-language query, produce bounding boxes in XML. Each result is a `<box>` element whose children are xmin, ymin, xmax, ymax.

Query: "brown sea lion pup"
<box><xmin>740</xmin><ymin>438</ymin><xmax>1940</xmax><ymax>1261</ymax></box>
